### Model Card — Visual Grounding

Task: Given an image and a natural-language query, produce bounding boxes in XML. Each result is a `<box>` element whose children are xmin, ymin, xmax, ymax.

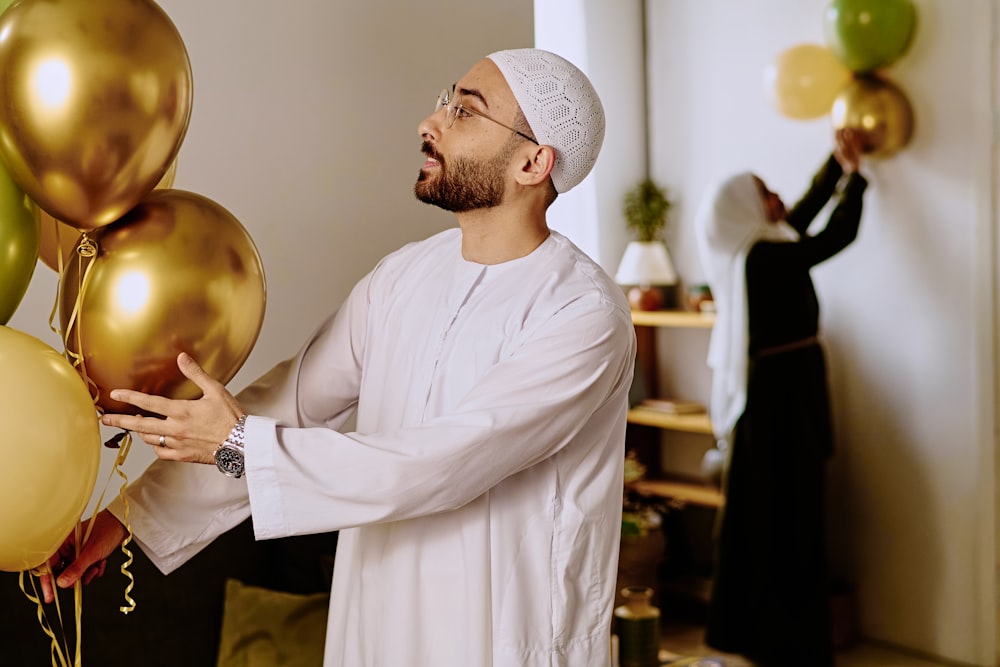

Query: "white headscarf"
<box><xmin>694</xmin><ymin>172</ymin><xmax>799</xmax><ymax>444</ymax></box>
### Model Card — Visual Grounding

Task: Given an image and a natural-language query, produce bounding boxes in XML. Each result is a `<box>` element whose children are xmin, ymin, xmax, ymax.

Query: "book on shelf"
<box><xmin>638</xmin><ymin>398</ymin><xmax>707</xmax><ymax>415</ymax></box>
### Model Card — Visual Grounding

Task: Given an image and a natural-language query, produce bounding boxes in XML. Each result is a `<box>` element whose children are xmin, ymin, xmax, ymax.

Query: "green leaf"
<box><xmin>623</xmin><ymin>179</ymin><xmax>671</xmax><ymax>242</ymax></box>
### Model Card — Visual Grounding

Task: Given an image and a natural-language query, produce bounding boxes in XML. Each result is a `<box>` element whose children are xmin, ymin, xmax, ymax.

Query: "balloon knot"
<box><xmin>76</xmin><ymin>235</ymin><xmax>97</xmax><ymax>258</ymax></box>
<box><xmin>103</xmin><ymin>431</ymin><xmax>128</xmax><ymax>449</ymax></box>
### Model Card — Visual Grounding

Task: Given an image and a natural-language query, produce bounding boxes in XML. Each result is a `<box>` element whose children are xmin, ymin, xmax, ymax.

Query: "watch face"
<box><xmin>215</xmin><ymin>444</ymin><xmax>245</xmax><ymax>478</ymax></box>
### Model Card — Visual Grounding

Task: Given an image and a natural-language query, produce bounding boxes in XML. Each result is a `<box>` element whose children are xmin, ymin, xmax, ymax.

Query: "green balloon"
<box><xmin>0</xmin><ymin>161</ymin><xmax>38</xmax><ymax>325</ymax></box>
<box><xmin>824</xmin><ymin>0</ymin><xmax>917</xmax><ymax>73</ymax></box>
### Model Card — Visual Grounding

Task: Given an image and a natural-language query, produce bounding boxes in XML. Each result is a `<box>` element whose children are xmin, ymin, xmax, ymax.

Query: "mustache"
<box><xmin>421</xmin><ymin>141</ymin><xmax>444</xmax><ymax>164</ymax></box>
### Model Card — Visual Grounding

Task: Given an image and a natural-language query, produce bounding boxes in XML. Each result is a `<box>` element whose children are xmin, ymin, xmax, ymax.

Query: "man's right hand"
<box><xmin>40</xmin><ymin>509</ymin><xmax>128</xmax><ymax>603</ymax></box>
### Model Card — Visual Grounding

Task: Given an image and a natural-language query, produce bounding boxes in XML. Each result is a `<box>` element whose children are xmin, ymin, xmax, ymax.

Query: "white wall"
<box><xmin>535</xmin><ymin>0</ymin><xmax>647</xmax><ymax>273</ymax></box>
<box><xmin>641</xmin><ymin>0</ymin><xmax>996</xmax><ymax>664</ymax></box>
<box><xmin>7</xmin><ymin>0</ymin><xmax>535</xmax><ymax>514</ymax></box>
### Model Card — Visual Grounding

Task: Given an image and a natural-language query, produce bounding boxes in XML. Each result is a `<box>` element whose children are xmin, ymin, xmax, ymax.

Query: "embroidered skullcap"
<box><xmin>487</xmin><ymin>48</ymin><xmax>605</xmax><ymax>194</ymax></box>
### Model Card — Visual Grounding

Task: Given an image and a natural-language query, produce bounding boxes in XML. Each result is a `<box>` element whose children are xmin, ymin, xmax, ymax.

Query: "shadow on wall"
<box><xmin>825</xmin><ymin>340</ymin><xmax>941</xmax><ymax>648</ymax></box>
<box><xmin>818</xmin><ymin>149</ymin><xmax>966</xmax><ymax>653</ymax></box>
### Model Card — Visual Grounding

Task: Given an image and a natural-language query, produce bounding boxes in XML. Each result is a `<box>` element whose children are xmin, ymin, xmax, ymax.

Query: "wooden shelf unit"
<box><xmin>630</xmin><ymin>477</ymin><xmax>723</xmax><ymax>509</ymax></box>
<box><xmin>626</xmin><ymin>406</ymin><xmax>713</xmax><ymax>434</ymax></box>
<box><xmin>629</xmin><ymin>309</ymin><xmax>715</xmax><ymax>329</ymax></box>
<box><xmin>627</xmin><ymin>309</ymin><xmax>720</xmax><ymax>507</ymax></box>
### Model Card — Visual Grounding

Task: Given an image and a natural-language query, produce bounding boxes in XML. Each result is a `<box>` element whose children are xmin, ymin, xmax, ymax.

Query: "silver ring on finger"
<box><xmin>158</xmin><ymin>434</ymin><xmax>167</xmax><ymax>447</ymax></box>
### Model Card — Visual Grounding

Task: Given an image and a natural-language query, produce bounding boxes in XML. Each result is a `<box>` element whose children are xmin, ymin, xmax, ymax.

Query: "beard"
<box><xmin>414</xmin><ymin>139</ymin><xmax>515</xmax><ymax>212</ymax></box>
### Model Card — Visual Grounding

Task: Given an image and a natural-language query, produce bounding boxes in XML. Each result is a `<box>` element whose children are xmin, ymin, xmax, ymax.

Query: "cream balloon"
<box><xmin>0</xmin><ymin>325</ymin><xmax>101</xmax><ymax>572</ymax></box>
<box><xmin>0</xmin><ymin>0</ymin><xmax>192</xmax><ymax>231</ymax></box>
<box><xmin>764</xmin><ymin>44</ymin><xmax>852</xmax><ymax>121</ymax></box>
<box><xmin>60</xmin><ymin>190</ymin><xmax>266</xmax><ymax>416</ymax></box>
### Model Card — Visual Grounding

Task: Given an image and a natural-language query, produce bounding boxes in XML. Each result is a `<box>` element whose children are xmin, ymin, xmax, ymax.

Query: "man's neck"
<box><xmin>456</xmin><ymin>207</ymin><xmax>550</xmax><ymax>265</ymax></box>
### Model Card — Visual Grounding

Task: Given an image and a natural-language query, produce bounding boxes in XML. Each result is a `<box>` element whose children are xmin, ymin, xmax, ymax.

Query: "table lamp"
<box><xmin>614</xmin><ymin>240</ymin><xmax>678</xmax><ymax>311</ymax></box>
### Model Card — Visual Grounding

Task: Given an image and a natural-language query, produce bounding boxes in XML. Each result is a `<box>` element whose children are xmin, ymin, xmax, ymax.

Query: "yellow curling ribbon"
<box><xmin>45</xmin><ymin>215</ymin><xmax>66</xmax><ymax>339</ymax></box>
<box><xmin>21</xmin><ymin>430</ymin><xmax>140</xmax><ymax>665</ymax></box>
<box><xmin>112</xmin><ymin>432</ymin><xmax>137</xmax><ymax>614</ymax></box>
<box><xmin>72</xmin><ymin>525</ymin><xmax>83</xmax><ymax>666</ymax></box>
<box><xmin>58</xmin><ymin>234</ymin><xmax>138</xmax><ymax>613</ymax></box>
<box><xmin>55</xmin><ymin>234</ymin><xmax>102</xmax><ymax>406</ymax></box>
<box><xmin>20</xmin><ymin>566</ymin><xmax>73</xmax><ymax>667</ymax></box>
<box><xmin>81</xmin><ymin>429</ymin><xmax>137</xmax><ymax>615</ymax></box>
<box><xmin>18</xmin><ymin>222</ymin><xmax>95</xmax><ymax>666</ymax></box>
<box><xmin>25</xmin><ymin>228</ymin><xmax>140</xmax><ymax>667</ymax></box>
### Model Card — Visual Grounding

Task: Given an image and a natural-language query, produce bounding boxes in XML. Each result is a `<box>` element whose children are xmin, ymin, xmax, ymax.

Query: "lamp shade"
<box><xmin>614</xmin><ymin>241</ymin><xmax>678</xmax><ymax>286</ymax></box>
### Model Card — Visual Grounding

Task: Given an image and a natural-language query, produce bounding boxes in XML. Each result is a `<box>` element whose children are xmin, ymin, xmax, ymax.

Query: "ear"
<box><xmin>513</xmin><ymin>144</ymin><xmax>555</xmax><ymax>188</ymax></box>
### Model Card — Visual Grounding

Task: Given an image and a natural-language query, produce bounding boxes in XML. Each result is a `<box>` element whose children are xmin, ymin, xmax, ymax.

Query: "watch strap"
<box><xmin>215</xmin><ymin>414</ymin><xmax>248</xmax><ymax>478</ymax></box>
<box><xmin>225</xmin><ymin>414</ymin><xmax>247</xmax><ymax>449</ymax></box>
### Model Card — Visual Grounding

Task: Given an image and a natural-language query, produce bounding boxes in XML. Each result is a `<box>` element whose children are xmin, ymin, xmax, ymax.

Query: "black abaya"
<box><xmin>705</xmin><ymin>157</ymin><xmax>867</xmax><ymax>666</ymax></box>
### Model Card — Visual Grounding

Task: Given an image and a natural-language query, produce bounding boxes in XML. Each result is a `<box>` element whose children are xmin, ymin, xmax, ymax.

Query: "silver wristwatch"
<box><xmin>215</xmin><ymin>414</ymin><xmax>248</xmax><ymax>478</ymax></box>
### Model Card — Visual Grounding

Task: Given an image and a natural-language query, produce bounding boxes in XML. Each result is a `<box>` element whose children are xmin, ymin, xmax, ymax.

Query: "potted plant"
<box><xmin>624</xmin><ymin>179</ymin><xmax>671</xmax><ymax>243</ymax></box>
<box><xmin>615</xmin><ymin>179</ymin><xmax>678</xmax><ymax>310</ymax></box>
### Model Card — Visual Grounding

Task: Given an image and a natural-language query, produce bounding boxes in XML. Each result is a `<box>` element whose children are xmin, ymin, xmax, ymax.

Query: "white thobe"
<box><xmin>109</xmin><ymin>229</ymin><xmax>636</xmax><ymax>667</ymax></box>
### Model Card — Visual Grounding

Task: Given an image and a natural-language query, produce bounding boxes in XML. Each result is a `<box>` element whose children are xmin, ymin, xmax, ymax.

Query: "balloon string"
<box><xmin>21</xmin><ymin>434</ymin><xmax>139</xmax><ymax>667</ymax></box>
<box><xmin>113</xmin><ymin>431</ymin><xmax>137</xmax><ymax>614</ymax></box>
<box><xmin>82</xmin><ymin>429</ymin><xmax>137</xmax><ymax>615</ymax></box>
<box><xmin>73</xmin><ymin>524</ymin><xmax>83</xmax><ymax>666</ymax></box>
<box><xmin>42</xmin><ymin>568</ymin><xmax>70</xmax><ymax>667</ymax></box>
<box><xmin>115</xmin><ymin>432</ymin><xmax>137</xmax><ymax>615</ymax></box>
<box><xmin>17</xmin><ymin>437</ymin><xmax>100</xmax><ymax>666</ymax></box>
<box><xmin>34</xmin><ymin>217</ymin><xmax>135</xmax><ymax>659</ymax></box>
<box><xmin>60</xmin><ymin>236</ymin><xmax>102</xmax><ymax>408</ymax></box>
<box><xmin>52</xmin><ymin>574</ymin><xmax>70</xmax><ymax>665</ymax></box>
<box><xmin>46</xmin><ymin>214</ymin><xmax>65</xmax><ymax>339</ymax></box>
<box><xmin>36</xmin><ymin>207</ymin><xmax>99</xmax><ymax>404</ymax></box>
<box><xmin>19</xmin><ymin>436</ymin><xmax>107</xmax><ymax>667</ymax></box>
<box><xmin>19</xmin><ymin>569</ymin><xmax>70</xmax><ymax>667</ymax></box>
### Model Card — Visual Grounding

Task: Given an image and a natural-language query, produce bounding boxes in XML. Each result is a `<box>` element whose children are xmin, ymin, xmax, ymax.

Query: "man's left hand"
<box><xmin>101</xmin><ymin>352</ymin><xmax>246</xmax><ymax>465</ymax></box>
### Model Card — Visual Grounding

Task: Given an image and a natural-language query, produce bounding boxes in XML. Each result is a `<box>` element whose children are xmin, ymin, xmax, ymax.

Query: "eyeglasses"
<box><xmin>435</xmin><ymin>86</ymin><xmax>538</xmax><ymax>145</ymax></box>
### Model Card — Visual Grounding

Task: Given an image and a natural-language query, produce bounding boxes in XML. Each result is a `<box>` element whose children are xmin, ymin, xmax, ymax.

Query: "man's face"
<box><xmin>414</xmin><ymin>137</ymin><xmax>516</xmax><ymax>212</ymax></box>
<box><xmin>414</xmin><ymin>60</ymin><xmax>525</xmax><ymax>212</ymax></box>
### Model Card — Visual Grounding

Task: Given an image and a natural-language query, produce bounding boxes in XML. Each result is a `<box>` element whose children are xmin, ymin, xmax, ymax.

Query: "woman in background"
<box><xmin>695</xmin><ymin>128</ymin><xmax>867</xmax><ymax>666</ymax></box>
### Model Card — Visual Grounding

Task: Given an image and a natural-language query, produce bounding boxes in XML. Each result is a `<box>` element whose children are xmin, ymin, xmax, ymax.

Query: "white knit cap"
<box><xmin>487</xmin><ymin>48</ymin><xmax>605</xmax><ymax>194</ymax></box>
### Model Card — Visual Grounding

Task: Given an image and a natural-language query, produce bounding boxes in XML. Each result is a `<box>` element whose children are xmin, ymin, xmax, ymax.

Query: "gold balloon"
<box><xmin>831</xmin><ymin>75</ymin><xmax>915</xmax><ymax>158</ymax></box>
<box><xmin>36</xmin><ymin>159</ymin><xmax>179</xmax><ymax>272</ymax></box>
<box><xmin>0</xmin><ymin>0</ymin><xmax>193</xmax><ymax>231</ymax></box>
<box><xmin>60</xmin><ymin>190</ymin><xmax>266</xmax><ymax>416</ymax></box>
<box><xmin>764</xmin><ymin>43</ymin><xmax>852</xmax><ymax>120</ymax></box>
<box><xmin>35</xmin><ymin>208</ymin><xmax>79</xmax><ymax>273</ymax></box>
<box><xmin>158</xmin><ymin>158</ymin><xmax>179</xmax><ymax>191</ymax></box>
<box><xmin>0</xmin><ymin>325</ymin><xmax>101</xmax><ymax>572</ymax></box>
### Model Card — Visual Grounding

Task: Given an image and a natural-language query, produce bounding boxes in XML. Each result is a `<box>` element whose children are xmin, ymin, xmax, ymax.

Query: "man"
<box><xmin>47</xmin><ymin>49</ymin><xmax>636</xmax><ymax>666</ymax></box>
